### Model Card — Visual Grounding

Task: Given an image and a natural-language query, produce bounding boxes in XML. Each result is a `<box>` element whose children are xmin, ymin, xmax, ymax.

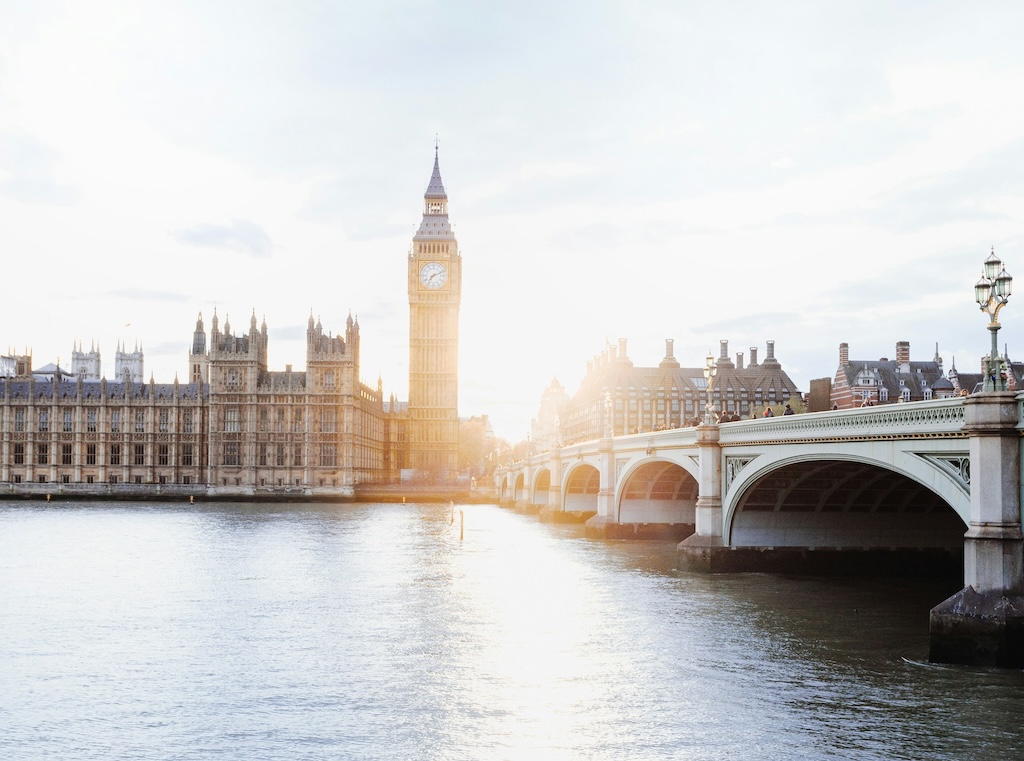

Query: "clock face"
<box><xmin>419</xmin><ymin>261</ymin><xmax>448</xmax><ymax>289</ymax></box>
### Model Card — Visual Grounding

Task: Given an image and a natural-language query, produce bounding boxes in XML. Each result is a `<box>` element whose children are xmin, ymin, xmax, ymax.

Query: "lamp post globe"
<box><xmin>703</xmin><ymin>351</ymin><xmax>717</xmax><ymax>424</ymax></box>
<box><xmin>976</xmin><ymin>247</ymin><xmax>1012</xmax><ymax>392</ymax></box>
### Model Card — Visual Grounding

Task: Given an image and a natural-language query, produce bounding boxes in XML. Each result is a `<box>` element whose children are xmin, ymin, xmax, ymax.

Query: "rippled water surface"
<box><xmin>2</xmin><ymin>500</ymin><xmax>1023</xmax><ymax>760</ymax></box>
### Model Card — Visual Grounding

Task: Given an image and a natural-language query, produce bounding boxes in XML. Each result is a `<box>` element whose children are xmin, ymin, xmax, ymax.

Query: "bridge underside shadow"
<box><xmin>682</xmin><ymin>460</ymin><xmax>966</xmax><ymax>577</ymax></box>
<box><xmin>586</xmin><ymin>461</ymin><xmax>698</xmax><ymax>541</ymax></box>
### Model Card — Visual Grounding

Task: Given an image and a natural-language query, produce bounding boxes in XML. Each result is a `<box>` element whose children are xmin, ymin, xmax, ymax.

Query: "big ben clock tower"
<box><xmin>408</xmin><ymin>145</ymin><xmax>461</xmax><ymax>480</ymax></box>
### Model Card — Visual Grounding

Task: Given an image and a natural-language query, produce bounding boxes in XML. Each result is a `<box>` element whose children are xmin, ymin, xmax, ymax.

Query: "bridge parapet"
<box><xmin>719</xmin><ymin>398</ymin><xmax>966</xmax><ymax>444</ymax></box>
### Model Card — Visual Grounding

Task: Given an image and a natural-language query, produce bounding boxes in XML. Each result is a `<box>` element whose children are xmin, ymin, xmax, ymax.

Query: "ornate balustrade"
<box><xmin>719</xmin><ymin>398</ymin><xmax>966</xmax><ymax>445</ymax></box>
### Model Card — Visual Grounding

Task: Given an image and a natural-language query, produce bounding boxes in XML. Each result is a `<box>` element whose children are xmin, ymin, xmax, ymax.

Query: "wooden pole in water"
<box><xmin>459</xmin><ymin>509</ymin><xmax>464</xmax><ymax>541</ymax></box>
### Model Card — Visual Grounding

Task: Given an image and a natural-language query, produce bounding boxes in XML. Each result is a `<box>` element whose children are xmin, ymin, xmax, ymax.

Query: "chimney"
<box><xmin>716</xmin><ymin>340</ymin><xmax>735</xmax><ymax>369</ymax></box>
<box><xmin>618</xmin><ymin>338</ymin><xmax>628</xmax><ymax>361</ymax></box>
<box><xmin>766</xmin><ymin>340</ymin><xmax>776</xmax><ymax>361</ymax></box>
<box><xmin>840</xmin><ymin>342</ymin><xmax>849</xmax><ymax>366</ymax></box>
<box><xmin>749</xmin><ymin>347</ymin><xmax>758</xmax><ymax>367</ymax></box>
<box><xmin>736</xmin><ymin>352</ymin><xmax>744</xmax><ymax>370</ymax></box>
<box><xmin>896</xmin><ymin>341</ymin><xmax>910</xmax><ymax>365</ymax></box>
<box><xmin>659</xmin><ymin>339</ymin><xmax>680</xmax><ymax>369</ymax></box>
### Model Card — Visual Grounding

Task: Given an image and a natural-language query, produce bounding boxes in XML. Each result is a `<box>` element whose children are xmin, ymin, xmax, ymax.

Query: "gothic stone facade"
<box><xmin>0</xmin><ymin>311</ymin><xmax>389</xmax><ymax>496</ymax></box>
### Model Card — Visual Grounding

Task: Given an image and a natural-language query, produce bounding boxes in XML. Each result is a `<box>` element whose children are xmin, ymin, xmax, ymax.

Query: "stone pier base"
<box><xmin>584</xmin><ymin>515</ymin><xmax>694</xmax><ymax>541</ymax></box>
<box><xmin>538</xmin><ymin>506</ymin><xmax>595</xmax><ymax>524</ymax></box>
<box><xmin>677</xmin><ymin>539</ymin><xmax>962</xmax><ymax>577</ymax></box>
<box><xmin>929</xmin><ymin>586</ymin><xmax>1024</xmax><ymax>667</ymax></box>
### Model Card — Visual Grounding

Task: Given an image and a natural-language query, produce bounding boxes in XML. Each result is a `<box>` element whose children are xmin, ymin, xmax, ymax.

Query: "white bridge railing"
<box><xmin>501</xmin><ymin>398</ymin><xmax>971</xmax><ymax>479</ymax></box>
<box><xmin>718</xmin><ymin>398</ymin><xmax>967</xmax><ymax>444</ymax></box>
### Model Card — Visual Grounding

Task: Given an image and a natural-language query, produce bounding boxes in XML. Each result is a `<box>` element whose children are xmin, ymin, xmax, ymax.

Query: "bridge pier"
<box><xmin>930</xmin><ymin>391</ymin><xmax>1024</xmax><ymax>667</ymax></box>
<box><xmin>677</xmin><ymin>422</ymin><xmax>725</xmax><ymax>562</ymax></box>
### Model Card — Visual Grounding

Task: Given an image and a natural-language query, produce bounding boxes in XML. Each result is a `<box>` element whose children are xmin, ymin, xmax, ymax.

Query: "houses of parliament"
<box><xmin>0</xmin><ymin>150</ymin><xmax>462</xmax><ymax>496</ymax></box>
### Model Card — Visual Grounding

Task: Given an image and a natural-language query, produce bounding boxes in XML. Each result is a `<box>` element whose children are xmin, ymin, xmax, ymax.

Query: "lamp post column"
<box><xmin>930</xmin><ymin>391</ymin><xmax>1024</xmax><ymax>666</ymax></box>
<box><xmin>696</xmin><ymin>351</ymin><xmax>723</xmax><ymax>539</ymax></box>
<box><xmin>547</xmin><ymin>447</ymin><xmax>563</xmax><ymax>513</ymax></box>
<box><xmin>693</xmin><ymin>421</ymin><xmax>722</xmax><ymax>540</ymax></box>
<box><xmin>596</xmin><ymin>433</ymin><xmax>616</xmax><ymax>523</ymax></box>
<box><xmin>677</xmin><ymin>352</ymin><xmax>724</xmax><ymax>569</ymax></box>
<box><xmin>930</xmin><ymin>248</ymin><xmax>1024</xmax><ymax>667</ymax></box>
<box><xmin>962</xmin><ymin>392</ymin><xmax>1022</xmax><ymax>594</ymax></box>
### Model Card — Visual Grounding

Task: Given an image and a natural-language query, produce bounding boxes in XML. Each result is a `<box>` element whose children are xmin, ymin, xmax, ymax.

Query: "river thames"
<box><xmin>2</xmin><ymin>500</ymin><xmax>1023</xmax><ymax>760</ymax></box>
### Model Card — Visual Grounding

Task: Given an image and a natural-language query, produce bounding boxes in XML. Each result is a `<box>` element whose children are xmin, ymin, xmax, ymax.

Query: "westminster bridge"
<box><xmin>495</xmin><ymin>394</ymin><xmax>1024</xmax><ymax>667</ymax></box>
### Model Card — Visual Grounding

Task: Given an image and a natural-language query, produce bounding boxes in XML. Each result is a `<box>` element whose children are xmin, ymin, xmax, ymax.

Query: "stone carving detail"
<box><xmin>726</xmin><ymin>457</ymin><xmax>755</xmax><ymax>490</ymax></box>
<box><xmin>918</xmin><ymin>453</ymin><xmax>971</xmax><ymax>493</ymax></box>
<box><xmin>616</xmin><ymin>457</ymin><xmax>629</xmax><ymax>478</ymax></box>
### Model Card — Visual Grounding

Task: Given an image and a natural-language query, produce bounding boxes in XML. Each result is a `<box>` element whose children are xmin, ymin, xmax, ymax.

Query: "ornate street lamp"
<box><xmin>975</xmin><ymin>247</ymin><xmax>1013</xmax><ymax>392</ymax></box>
<box><xmin>703</xmin><ymin>351</ymin><xmax>718</xmax><ymax>424</ymax></box>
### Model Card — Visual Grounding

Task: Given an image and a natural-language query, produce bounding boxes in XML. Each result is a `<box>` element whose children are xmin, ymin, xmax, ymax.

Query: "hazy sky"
<box><xmin>2</xmin><ymin>1</ymin><xmax>1024</xmax><ymax>440</ymax></box>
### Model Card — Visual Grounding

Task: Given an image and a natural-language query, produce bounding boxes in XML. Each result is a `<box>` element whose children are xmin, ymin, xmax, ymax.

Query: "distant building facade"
<box><xmin>0</xmin><ymin>310</ymin><xmax>388</xmax><ymax>494</ymax></box>
<box><xmin>830</xmin><ymin>341</ymin><xmax>957</xmax><ymax>409</ymax></box>
<box><xmin>561</xmin><ymin>338</ymin><xmax>802</xmax><ymax>444</ymax></box>
<box><xmin>531</xmin><ymin>377</ymin><xmax>570</xmax><ymax>451</ymax></box>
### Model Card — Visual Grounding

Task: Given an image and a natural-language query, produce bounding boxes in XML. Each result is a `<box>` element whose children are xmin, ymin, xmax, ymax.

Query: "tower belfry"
<box><xmin>407</xmin><ymin>144</ymin><xmax>462</xmax><ymax>480</ymax></box>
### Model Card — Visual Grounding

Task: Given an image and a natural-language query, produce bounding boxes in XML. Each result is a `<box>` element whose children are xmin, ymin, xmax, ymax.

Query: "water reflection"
<box><xmin>1</xmin><ymin>501</ymin><xmax>1022</xmax><ymax>760</ymax></box>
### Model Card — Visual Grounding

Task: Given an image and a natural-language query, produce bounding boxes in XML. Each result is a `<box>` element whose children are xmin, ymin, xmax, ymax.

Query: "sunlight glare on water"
<box><xmin>1</xmin><ymin>500</ymin><xmax>1023</xmax><ymax>760</ymax></box>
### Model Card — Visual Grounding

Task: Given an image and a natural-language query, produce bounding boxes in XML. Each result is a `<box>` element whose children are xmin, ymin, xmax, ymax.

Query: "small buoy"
<box><xmin>189</xmin><ymin>495</ymin><xmax>194</xmax><ymax>504</ymax></box>
<box><xmin>46</xmin><ymin>493</ymin><xmax>51</xmax><ymax>502</ymax></box>
<box><xmin>402</xmin><ymin>496</ymin><xmax>406</xmax><ymax>504</ymax></box>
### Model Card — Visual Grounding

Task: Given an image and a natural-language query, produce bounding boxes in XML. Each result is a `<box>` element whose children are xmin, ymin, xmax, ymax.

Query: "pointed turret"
<box><xmin>425</xmin><ymin>142</ymin><xmax>447</xmax><ymax>199</ymax></box>
<box><xmin>192</xmin><ymin>311</ymin><xmax>206</xmax><ymax>356</ymax></box>
<box><xmin>415</xmin><ymin>143</ymin><xmax>454</xmax><ymax>239</ymax></box>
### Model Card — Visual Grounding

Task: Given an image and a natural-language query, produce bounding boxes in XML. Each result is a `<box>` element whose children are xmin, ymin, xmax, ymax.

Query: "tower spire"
<box><xmin>418</xmin><ymin>143</ymin><xmax>452</xmax><ymax>235</ymax></box>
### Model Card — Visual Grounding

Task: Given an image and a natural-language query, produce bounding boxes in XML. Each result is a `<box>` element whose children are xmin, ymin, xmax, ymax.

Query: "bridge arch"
<box><xmin>513</xmin><ymin>472</ymin><xmax>526</xmax><ymax>504</ymax></box>
<box><xmin>532</xmin><ymin>468</ymin><xmax>551</xmax><ymax>507</ymax></box>
<box><xmin>617</xmin><ymin>459</ymin><xmax>698</xmax><ymax>524</ymax></box>
<box><xmin>563</xmin><ymin>463</ymin><xmax>600</xmax><ymax>513</ymax></box>
<box><xmin>724</xmin><ymin>454</ymin><xmax>968</xmax><ymax>549</ymax></box>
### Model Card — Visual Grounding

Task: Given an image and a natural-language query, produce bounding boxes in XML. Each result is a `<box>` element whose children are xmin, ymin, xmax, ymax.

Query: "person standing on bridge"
<box><xmin>784</xmin><ymin>404</ymin><xmax>794</xmax><ymax>415</ymax></box>
<box><xmin>763</xmin><ymin>406</ymin><xmax>774</xmax><ymax>417</ymax></box>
